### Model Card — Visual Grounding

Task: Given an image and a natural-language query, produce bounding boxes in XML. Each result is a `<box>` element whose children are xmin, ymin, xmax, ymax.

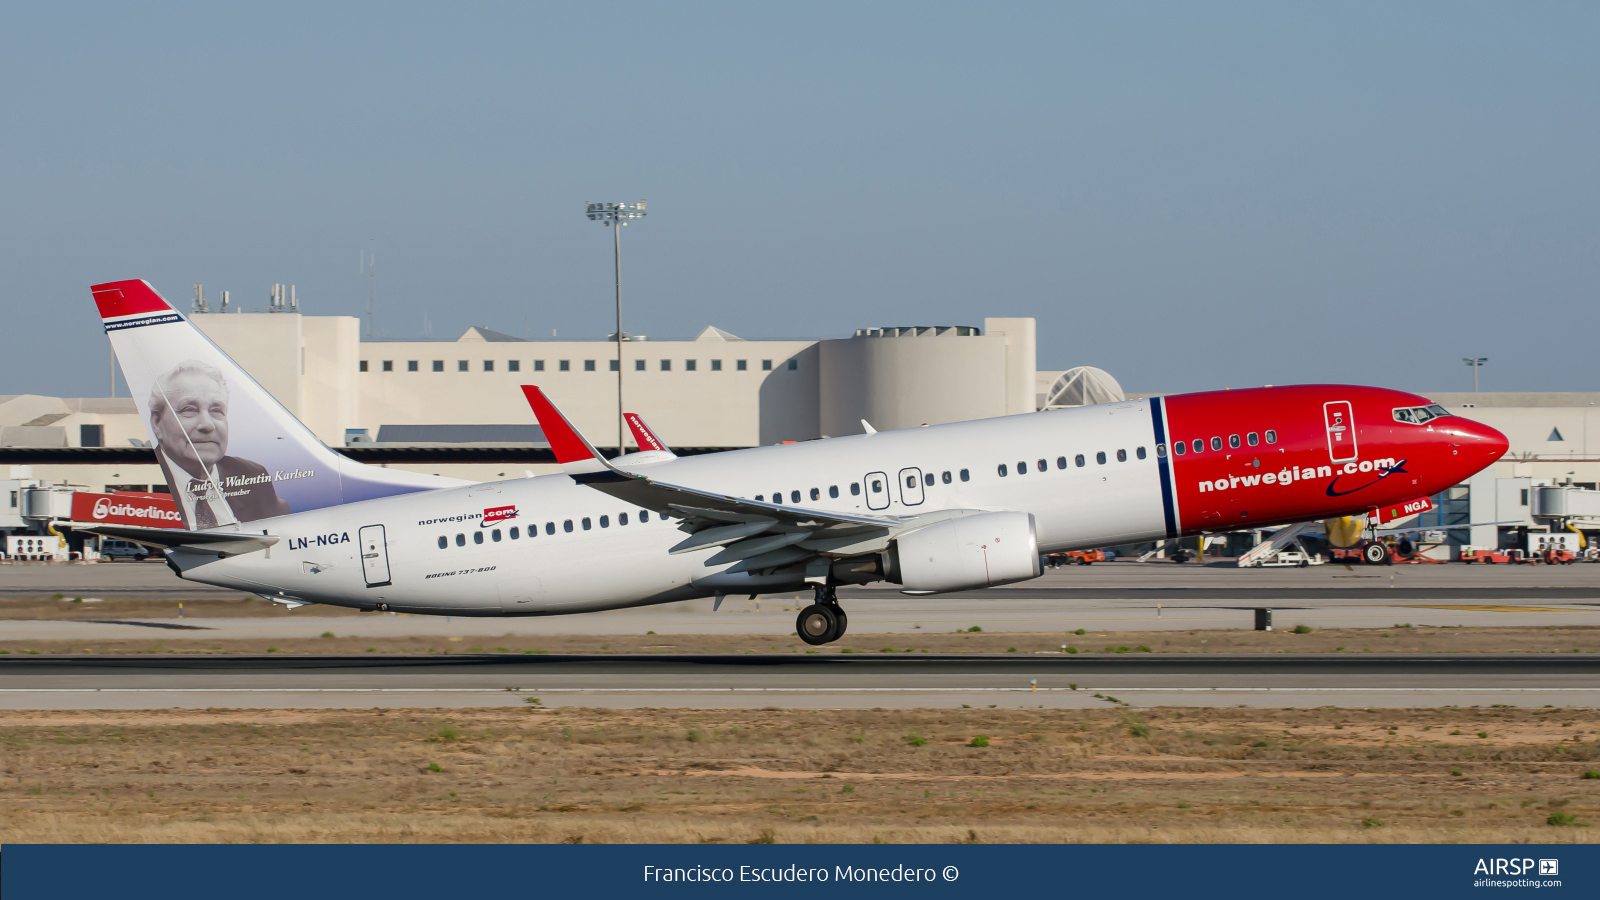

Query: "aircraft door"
<box><xmin>1323</xmin><ymin>401</ymin><xmax>1358</xmax><ymax>463</ymax></box>
<box><xmin>898</xmin><ymin>467</ymin><xmax>925</xmax><ymax>506</ymax></box>
<box><xmin>863</xmin><ymin>471</ymin><xmax>890</xmax><ymax>510</ymax></box>
<box><xmin>358</xmin><ymin>525</ymin><xmax>392</xmax><ymax>587</ymax></box>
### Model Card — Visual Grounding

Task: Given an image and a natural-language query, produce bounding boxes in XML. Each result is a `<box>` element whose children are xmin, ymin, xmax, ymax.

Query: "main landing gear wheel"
<box><xmin>797</xmin><ymin>584</ymin><xmax>849</xmax><ymax>645</ymax></box>
<box><xmin>1362</xmin><ymin>541</ymin><xmax>1392</xmax><ymax>566</ymax></box>
<box><xmin>797</xmin><ymin>604</ymin><xmax>840</xmax><ymax>645</ymax></box>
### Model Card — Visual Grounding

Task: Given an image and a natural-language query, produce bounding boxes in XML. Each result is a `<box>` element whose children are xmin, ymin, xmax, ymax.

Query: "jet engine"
<box><xmin>886</xmin><ymin>511</ymin><xmax>1042</xmax><ymax>593</ymax></box>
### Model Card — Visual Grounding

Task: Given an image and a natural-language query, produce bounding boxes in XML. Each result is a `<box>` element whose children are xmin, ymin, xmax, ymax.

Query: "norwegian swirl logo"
<box><xmin>481</xmin><ymin>505</ymin><xmax>519</xmax><ymax>527</ymax></box>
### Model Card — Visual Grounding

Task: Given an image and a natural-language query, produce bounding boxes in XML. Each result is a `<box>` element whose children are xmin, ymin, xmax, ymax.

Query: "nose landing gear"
<box><xmin>796</xmin><ymin>584</ymin><xmax>848</xmax><ymax>646</ymax></box>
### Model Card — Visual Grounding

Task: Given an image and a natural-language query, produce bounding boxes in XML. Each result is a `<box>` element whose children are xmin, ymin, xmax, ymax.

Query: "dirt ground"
<box><xmin>3</xmin><ymin>625</ymin><xmax>1598</xmax><ymax>657</ymax></box>
<box><xmin>1</xmin><ymin>706</ymin><xmax>1596</xmax><ymax>844</ymax></box>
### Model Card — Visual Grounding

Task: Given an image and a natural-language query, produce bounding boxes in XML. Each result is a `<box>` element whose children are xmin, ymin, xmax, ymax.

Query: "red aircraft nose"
<box><xmin>1446</xmin><ymin>415</ymin><xmax>1509</xmax><ymax>472</ymax></box>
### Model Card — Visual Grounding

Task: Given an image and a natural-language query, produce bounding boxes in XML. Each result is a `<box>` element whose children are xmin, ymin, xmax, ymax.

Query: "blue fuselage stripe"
<box><xmin>1151</xmin><ymin>399</ymin><xmax>1178</xmax><ymax>539</ymax></box>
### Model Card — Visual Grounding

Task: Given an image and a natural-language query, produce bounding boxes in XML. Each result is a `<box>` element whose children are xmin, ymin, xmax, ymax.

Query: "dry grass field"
<box><xmin>2</xmin><ymin>706</ymin><xmax>1597</xmax><ymax>844</ymax></box>
<box><xmin>3</xmin><ymin>624</ymin><xmax>1597</xmax><ymax>657</ymax></box>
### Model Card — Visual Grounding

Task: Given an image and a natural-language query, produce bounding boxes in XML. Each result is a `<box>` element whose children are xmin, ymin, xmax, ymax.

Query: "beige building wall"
<box><xmin>192</xmin><ymin>313</ymin><xmax>308</xmax><ymax>421</ymax></box>
<box><xmin>818</xmin><ymin>330</ymin><xmax>1010</xmax><ymax>436</ymax></box>
<box><xmin>355</xmin><ymin>336</ymin><xmax>820</xmax><ymax>448</ymax></box>
<box><xmin>983</xmin><ymin>317</ymin><xmax>1038</xmax><ymax>416</ymax></box>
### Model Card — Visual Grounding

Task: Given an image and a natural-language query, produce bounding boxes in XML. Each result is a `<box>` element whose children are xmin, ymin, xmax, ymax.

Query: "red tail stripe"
<box><xmin>520</xmin><ymin>386</ymin><xmax>596</xmax><ymax>464</ymax></box>
<box><xmin>91</xmin><ymin>279</ymin><xmax>172</xmax><ymax>318</ymax></box>
<box><xmin>624</xmin><ymin>413</ymin><xmax>666</xmax><ymax>451</ymax></box>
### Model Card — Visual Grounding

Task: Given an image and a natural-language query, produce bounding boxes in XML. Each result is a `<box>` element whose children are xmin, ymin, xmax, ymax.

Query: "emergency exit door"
<box><xmin>359</xmin><ymin>525</ymin><xmax>392</xmax><ymax>587</ymax></box>
<box><xmin>1323</xmin><ymin>401</ymin><xmax>1358</xmax><ymax>463</ymax></box>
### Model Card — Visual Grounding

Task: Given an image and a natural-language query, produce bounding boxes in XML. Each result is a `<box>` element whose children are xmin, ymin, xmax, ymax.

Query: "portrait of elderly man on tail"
<box><xmin>149</xmin><ymin>360</ymin><xmax>291</xmax><ymax>529</ymax></box>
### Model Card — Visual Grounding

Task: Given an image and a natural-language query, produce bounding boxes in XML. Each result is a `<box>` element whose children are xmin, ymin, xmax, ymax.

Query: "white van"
<box><xmin>99</xmin><ymin>539</ymin><xmax>156</xmax><ymax>561</ymax></box>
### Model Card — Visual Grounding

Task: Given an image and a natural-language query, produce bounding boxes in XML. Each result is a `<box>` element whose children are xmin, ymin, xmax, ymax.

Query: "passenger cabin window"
<box><xmin>871</xmin><ymin>478</ymin><xmax>883</xmax><ymax>493</ymax></box>
<box><xmin>1247</xmin><ymin>432</ymin><xmax>1258</xmax><ymax>446</ymax></box>
<box><xmin>998</xmin><ymin>464</ymin><xmax>1008</xmax><ymax>477</ymax></box>
<box><xmin>563</xmin><ymin>520</ymin><xmax>573</xmax><ymax>533</ymax></box>
<box><xmin>473</xmin><ymin>531</ymin><xmax>483</xmax><ymax>544</ymax></box>
<box><xmin>599</xmin><ymin>515</ymin><xmax>609</xmax><ymax>528</ymax></box>
<box><xmin>1075</xmin><ymin>454</ymin><xmax>1085</xmax><ymax>467</ymax></box>
<box><xmin>829</xmin><ymin>485</ymin><xmax>840</xmax><ymax>498</ymax></box>
<box><xmin>640</xmin><ymin>511</ymin><xmax>649</xmax><ymax>522</ymax></box>
<box><xmin>905</xmin><ymin>474</ymin><xmax>916</xmax><ymax>488</ymax></box>
<box><xmin>755</xmin><ymin>495</ymin><xmax>764</xmax><ymax>502</ymax></box>
<box><xmin>1016</xmin><ymin>461</ymin><xmax>1027</xmax><ymax>474</ymax></box>
<box><xmin>1057</xmin><ymin>456</ymin><xmax>1067</xmax><ymax>469</ymax></box>
<box><xmin>582</xmin><ymin>518</ymin><xmax>592</xmax><ymax>530</ymax></box>
<box><xmin>1154</xmin><ymin>444</ymin><xmax>1165</xmax><ymax>458</ymax></box>
<box><xmin>1210</xmin><ymin>437</ymin><xmax>1222</xmax><ymax>451</ymax></box>
<box><xmin>941</xmin><ymin>472</ymin><xmax>951</xmax><ymax>484</ymax></box>
<box><xmin>1037</xmin><ymin>459</ymin><xmax>1047</xmax><ymax>472</ymax></box>
<box><xmin>491</xmin><ymin>529</ymin><xmax>502</xmax><ymax>542</ymax></box>
<box><xmin>924</xmin><ymin>473</ymin><xmax>934</xmax><ymax>486</ymax></box>
<box><xmin>437</xmin><ymin>536</ymin><xmax>447</xmax><ymax>549</ymax></box>
<box><xmin>1136</xmin><ymin>447</ymin><xmax>1146</xmax><ymax>460</ymax></box>
<box><xmin>810</xmin><ymin>488</ymin><xmax>820</xmax><ymax>500</ymax></box>
<box><xmin>455</xmin><ymin>534</ymin><xmax>465</xmax><ymax>546</ymax></box>
<box><xmin>1116</xmin><ymin>449</ymin><xmax>1127</xmax><ymax>462</ymax></box>
<box><xmin>851</xmin><ymin>483</ymin><xmax>861</xmax><ymax>495</ymax></box>
<box><xmin>1192</xmin><ymin>439</ymin><xmax>1203</xmax><ymax>453</ymax></box>
<box><xmin>510</xmin><ymin>526</ymin><xmax>519</xmax><ymax>539</ymax></box>
<box><xmin>791</xmin><ymin>490</ymin><xmax>801</xmax><ymax>503</ymax></box>
<box><xmin>1264</xmin><ymin>430</ymin><xmax>1277</xmax><ymax>444</ymax></box>
<box><xmin>546</xmin><ymin>522</ymin><xmax>555</xmax><ymax>535</ymax></box>
<box><xmin>1173</xmin><ymin>441</ymin><xmax>1184</xmax><ymax>455</ymax></box>
<box><xmin>959</xmin><ymin>469</ymin><xmax>970</xmax><ymax>482</ymax></box>
<box><xmin>1229</xmin><ymin>434</ymin><xmax>1240</xmax><ymax>449</ymax></box>
<box><xmin>1096</xmin><ymin>451</ymin><xmax>1107</xmax><ymax>465</ymax></box>
<box><xmin>619</xmin><ymin>513</ymin><xmax>628</xmax><ymax>525</ymax></box>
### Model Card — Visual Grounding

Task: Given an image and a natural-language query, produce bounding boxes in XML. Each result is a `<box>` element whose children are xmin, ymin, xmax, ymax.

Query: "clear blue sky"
<box><xmin>3</xmin><ymin>2</ymin><xmax>1596</xmax><ymax>397</ymax></box>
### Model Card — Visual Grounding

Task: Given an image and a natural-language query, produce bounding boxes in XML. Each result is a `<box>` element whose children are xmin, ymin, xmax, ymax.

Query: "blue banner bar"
<box><xmin>4</xmin><ymin>844</ymin><xmax>1595</xmax><ymax>899</ymax></box>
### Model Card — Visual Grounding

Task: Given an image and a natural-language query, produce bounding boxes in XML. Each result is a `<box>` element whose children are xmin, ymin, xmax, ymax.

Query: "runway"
<box><xmin>3</xmin><ymin>654</ymin><xmax>1596</xmax><ymax>710</ymax></box>
<box><xmin>7</xmin><ymin>561</ymin><xmax>1600</xmax><ymax>641</ymax></box>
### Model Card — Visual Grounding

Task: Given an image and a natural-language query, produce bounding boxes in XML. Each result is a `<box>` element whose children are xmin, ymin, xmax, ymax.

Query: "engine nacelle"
<box><xmin>887</xmin><ymin>511</ymin><xmax>1042</xmax><ymax>593</ymax></box>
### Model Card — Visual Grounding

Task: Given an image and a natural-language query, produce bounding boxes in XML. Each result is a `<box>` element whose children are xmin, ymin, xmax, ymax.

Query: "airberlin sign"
<box><xmin>69</xmin><ymin>492</ymin><xmax>182</xmax><ymax>528</ymax></box>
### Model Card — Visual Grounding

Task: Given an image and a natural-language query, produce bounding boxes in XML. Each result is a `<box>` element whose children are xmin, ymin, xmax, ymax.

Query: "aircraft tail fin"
<box><xmin>624</xmin><ymin>413</ymin><xmax>671</xmax><ymax>454</ymax></box>
<box><xmin>93</xmin><ymin>279</ymin><xmax>458</xmax><ymax>530</ymax></box>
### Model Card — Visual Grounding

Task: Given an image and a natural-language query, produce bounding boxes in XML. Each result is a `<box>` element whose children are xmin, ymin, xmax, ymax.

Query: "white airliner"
<box><xmin>86</xmin><ymin>279</ymin><xmax>1507</xmax><ymax>644</ymax></box>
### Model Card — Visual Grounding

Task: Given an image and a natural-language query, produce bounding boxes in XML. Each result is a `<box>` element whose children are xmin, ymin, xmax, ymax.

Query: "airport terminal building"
<box><xmin>3</xmin><ymin>309</ymin><xmax>1598</xmax><ymax>553</ymax></box>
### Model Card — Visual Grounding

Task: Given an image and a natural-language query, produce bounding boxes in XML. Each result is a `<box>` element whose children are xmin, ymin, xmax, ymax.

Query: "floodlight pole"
<box><xmin>586</xmin><ymin>201</ymin><xmax>646</xmax><ymax>456</ymax></box>
<box><xmin>1463</xmin><ymin>357</ymin><xmax>1488</xmax><ymax>392</ymax></box>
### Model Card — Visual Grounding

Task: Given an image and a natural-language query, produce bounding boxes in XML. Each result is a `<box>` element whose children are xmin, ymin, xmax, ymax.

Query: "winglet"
<box><xmin>624</xmin><ymin>413</ymin><xmax>672</xmax><ymax>453</ymax></box>
<box><xmin>520</xmin><ymin>386</ymin><xmax>628</xmax><ymax>481</ymax></box>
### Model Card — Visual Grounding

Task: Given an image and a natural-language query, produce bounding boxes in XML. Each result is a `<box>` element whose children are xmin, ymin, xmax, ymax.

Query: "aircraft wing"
<box><xmin>76</xmin><ymin>523</ymin><xmax>280</xmax><ymax>557</ymax></box>
<box><xmin>522</xmin><ymin>386</ymin><xmax>939</xmax><ymax>571</ymax></box>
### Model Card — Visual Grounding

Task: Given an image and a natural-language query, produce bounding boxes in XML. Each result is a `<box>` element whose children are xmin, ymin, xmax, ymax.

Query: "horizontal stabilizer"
<box><xmin>78</xmin><ymin>523</ymin><xmax>279</xmax><ymax>557</ymax></box>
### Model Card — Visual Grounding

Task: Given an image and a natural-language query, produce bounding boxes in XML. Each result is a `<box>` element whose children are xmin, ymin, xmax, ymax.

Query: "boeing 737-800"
<box><xmin>87</xmin><ymin>279</ymin><xmax>1508</xmax><ymax>644</ymax></box>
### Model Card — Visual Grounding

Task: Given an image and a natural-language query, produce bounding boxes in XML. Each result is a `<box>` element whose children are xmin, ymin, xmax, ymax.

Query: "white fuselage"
<box><xmin>173</xmin><ymin>401</ymin><xmax>1167</xmax><ymax>615</ymax></box>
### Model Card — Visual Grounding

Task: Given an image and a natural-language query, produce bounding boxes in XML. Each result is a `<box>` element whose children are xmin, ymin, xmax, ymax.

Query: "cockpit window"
<box><xmin>1393</xmin><ymin>404</ymin><xmax>1453</xmax><ymax>425</ymax></box>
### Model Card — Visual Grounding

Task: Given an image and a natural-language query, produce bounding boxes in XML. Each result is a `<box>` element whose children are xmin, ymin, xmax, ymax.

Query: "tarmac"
<box><xmin>4</xmin><ymin>560</ymin><xmax>1599</xmax><ymax>642</ymax></box>
<box><xmin>1</xmin><ymin>654</ymin><xmax>1596</xmax><ymax>711</ymax></box>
